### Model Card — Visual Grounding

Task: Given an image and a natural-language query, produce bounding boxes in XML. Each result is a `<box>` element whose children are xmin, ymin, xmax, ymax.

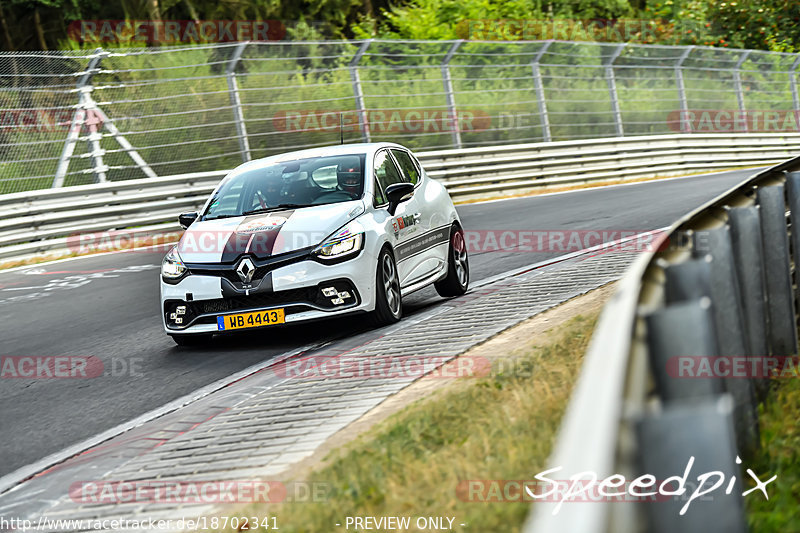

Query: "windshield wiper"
<box><xmin>241</xmin><ymin>204</ymin><xmax>311</xmax><ymax>215</ymax></box>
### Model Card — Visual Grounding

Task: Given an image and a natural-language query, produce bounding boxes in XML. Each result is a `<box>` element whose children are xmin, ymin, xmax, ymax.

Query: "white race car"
<box><xmin>160</xmin><ymin>143</ymin><xmax>469</xmax><ymax>345</ymax></box>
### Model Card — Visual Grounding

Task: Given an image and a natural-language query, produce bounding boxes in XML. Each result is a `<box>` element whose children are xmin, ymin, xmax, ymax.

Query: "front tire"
<box><xmin>435</xmin><ymin>224</ymin><xmax>469</xmax><ymax>297</ymax></box>
<box><xmin>170</xmin><ymin>333</ymin><xmax>212</xmax><ymax>347</ymax></box>
<box><xmin>371</xmin><ymin>247</ymin><xmax>403</xmax><ymax>325</ymax></box>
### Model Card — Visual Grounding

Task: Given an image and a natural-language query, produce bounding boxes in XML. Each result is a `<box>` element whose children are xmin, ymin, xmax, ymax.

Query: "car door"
<box><xmin>373</xmin><ymin>149</ymin><xmax>426</xmax><ymax>287</ymax></box>
<box><xmin>389</xmin><ymin>148</ymin><xmax>449</xmax><ymax>284</ymax></box>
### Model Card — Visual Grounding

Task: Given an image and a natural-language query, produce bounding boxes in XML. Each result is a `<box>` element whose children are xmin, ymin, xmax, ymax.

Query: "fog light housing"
<box><xmin>316</xmin><ymin>281</ymin><xmax>358</xmax><ymax>308</ymax></box>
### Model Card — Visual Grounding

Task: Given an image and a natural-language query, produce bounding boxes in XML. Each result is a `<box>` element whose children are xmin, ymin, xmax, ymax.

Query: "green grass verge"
<box><xmin>746</xmin><ymin>376</ymin><xmax>800</xmax><ymax>532</ymax></box>
<box><xmin>223</xmin><ymin>312</ymin><xmax>599</xmax><ymax>532</ymax></box>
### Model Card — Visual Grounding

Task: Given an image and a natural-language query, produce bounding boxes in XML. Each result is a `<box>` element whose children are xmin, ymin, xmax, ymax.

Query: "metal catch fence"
<box><xmin>2</xmin><ymin>40</ymin><xmax>800</xmax><ymax>194</ymax></box>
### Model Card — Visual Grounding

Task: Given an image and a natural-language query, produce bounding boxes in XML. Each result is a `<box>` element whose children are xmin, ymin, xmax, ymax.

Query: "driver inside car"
<box><xmin>336</xmin><ymin>157</ymin><xmax>362</xmax><ymax>199</ymax></box>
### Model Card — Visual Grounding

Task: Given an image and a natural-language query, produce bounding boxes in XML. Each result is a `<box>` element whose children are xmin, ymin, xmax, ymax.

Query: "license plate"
<box><xmin>217</xmin><ymin>308</ymin><xmax>285</xmax><ymax>331</ymax></box>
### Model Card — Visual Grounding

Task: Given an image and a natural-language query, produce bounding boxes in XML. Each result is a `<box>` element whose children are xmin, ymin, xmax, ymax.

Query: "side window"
<box><xmin>391</xmin><ymin>149</ymin><xmax>420</xmax><ymax>185</ymax></box>
<box><xmin>373</xmin><ymin>178</ymin><xmax>386</xmax><ymax>206</ymax></box>
<box><xmin>374</xmin><ymin>150</ymin><xmax>405</xmax><ymax>191</ymax></box>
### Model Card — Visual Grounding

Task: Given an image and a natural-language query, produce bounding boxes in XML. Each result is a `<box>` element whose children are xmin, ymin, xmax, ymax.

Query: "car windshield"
<box><xmin>203</xmin><ymin>153</ymin><xmax>366</xmax><ymax>219</ymax></box>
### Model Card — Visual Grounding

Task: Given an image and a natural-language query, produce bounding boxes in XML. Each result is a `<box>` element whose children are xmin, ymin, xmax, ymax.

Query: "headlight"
<box><xmin>314</xmin><ymin>230</ymin><xmax>364</xmax><ymax>260</ymax></box>
<box><xmin>162</xmin><ymin>246</ymin><xmax>188</xmax><ymax>280</ymax></box>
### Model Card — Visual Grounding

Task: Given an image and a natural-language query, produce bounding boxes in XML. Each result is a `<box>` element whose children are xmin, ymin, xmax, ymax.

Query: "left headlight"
<box><xmin>313</xmin><ymin>230</ymin><xmax>364</xmax><ymax>261</ymax></box>
<box><xmin>161</xmin><ymin>246</ymin><xmax>188</xmax><ymax>280</ymax></box>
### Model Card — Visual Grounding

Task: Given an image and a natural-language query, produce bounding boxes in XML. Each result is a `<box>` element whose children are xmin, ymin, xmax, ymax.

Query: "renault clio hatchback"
<box><xmin>160</xmin><ymin>143</ymin><xmax>469</xmax><ymax>345</ymax></box>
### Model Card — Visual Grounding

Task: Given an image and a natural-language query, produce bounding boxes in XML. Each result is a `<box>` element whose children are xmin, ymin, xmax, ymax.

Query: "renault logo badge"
<box><xmin>236</xmin><ymin>257</ymin><xmax>256</xmax><ymax>284</ymax></box>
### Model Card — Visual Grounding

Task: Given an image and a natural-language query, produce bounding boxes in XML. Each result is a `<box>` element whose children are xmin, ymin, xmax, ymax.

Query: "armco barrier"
<box><xmin>525</xmin><ymin>154</ymin><xmax>800</xmax><ymax>532</ymax></box>
<box><xmin>2</xmin><ymin>132</ymin><xmax>799</xmax><ymax>263</ymax></box>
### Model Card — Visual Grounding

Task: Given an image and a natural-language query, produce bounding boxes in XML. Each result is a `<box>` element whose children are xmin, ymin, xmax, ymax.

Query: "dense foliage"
<box><xmin>1</xmin><ymin>0</ymin><xmax>799</xmax><ymax>51</ymax></box>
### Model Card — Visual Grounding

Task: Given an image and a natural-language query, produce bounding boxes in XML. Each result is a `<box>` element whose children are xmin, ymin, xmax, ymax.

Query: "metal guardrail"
<box><xmin>3</xmin><ymin>40</ymin><xmax>800</xmax><ymax>194</ymax></box>
<box><xmin>525</xmin><ymin>153</ymin><xmax>800</xmax><ymax>532</ymax></box>
<box><xmin>2</xmin><ymin>132</ymin><xmax>799</xmax><ymax>263</ymax></box>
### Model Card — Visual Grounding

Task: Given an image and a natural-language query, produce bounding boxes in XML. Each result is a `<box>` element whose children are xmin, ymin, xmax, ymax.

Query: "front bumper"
<box><xmin>160</xmin><ymin>254</ymin><xmax>377</xmax><ymax>334</ymax></box>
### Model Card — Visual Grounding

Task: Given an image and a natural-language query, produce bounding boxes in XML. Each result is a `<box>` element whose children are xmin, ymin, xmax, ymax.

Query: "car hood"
<box><xmin>176</xmin><ymin>200</ymin><xmax>365</xmax><ymax>263</ymax></box>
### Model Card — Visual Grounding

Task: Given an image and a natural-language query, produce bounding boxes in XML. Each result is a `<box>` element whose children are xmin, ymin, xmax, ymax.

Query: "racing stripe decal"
<box><xmin>395</xmin><ymin>226</ymin><xmax>450</xmax><ymax>263</ymax></box>
<box><xmin>220</xmin><ymin>210</ymin><xmax>295</xmax><ymax>263</ymax></box>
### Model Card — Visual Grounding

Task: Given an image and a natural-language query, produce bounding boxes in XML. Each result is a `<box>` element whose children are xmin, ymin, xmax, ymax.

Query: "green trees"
<box><xmin>0</xmin><ymin>0</ymin><xmax>391</xmax><ymax>49</ymax></box>
<box><xmin>644</xmin><ymin>0</ymin><xmax>800</xmax><ymax>51</ymax></box>
<box><xmin>707</xmin><ymin>0</ymin><xmax>800</xmax><ymax>52</ymax></box>
<box><xmin>1</xmin><ymin>0</ymin><xmax>799</xmax><ymax>52</ymax></box>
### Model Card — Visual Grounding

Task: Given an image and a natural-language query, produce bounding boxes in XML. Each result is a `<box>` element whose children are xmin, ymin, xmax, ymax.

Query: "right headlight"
<box><xmin>313</xmin><ymin>229</ymin><xmax>364</xmax><ymax>261</ymax></box>
<box><xmin>161</xmin><ymin>246</ymin><xmax>188</xmax><ymax>281</ymax></box>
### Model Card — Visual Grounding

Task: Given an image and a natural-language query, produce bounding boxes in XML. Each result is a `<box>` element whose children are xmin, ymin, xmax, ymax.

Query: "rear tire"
<box><xmin>371</xmin><ymin>247</ymin><xmax>403</xmax><ymax>326</ymax></box>
<box><xmin>170</xmin><ymin>333</ymin><xmax>212</xmax><ymax>347</ymax></box>
<box><xmin>435</xmin><ymin>224</ymin><xmax>469</xmax><ymax>297</ymax></box>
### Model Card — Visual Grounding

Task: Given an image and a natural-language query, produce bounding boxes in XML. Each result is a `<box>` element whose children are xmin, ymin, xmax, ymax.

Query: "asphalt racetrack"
<box><xmin>0</xmin><ymin>168</ymin><xmax>755</xmax><ymax>477</ymax></box>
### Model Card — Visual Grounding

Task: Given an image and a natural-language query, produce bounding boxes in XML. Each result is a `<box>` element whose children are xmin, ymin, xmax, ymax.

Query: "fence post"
<box><xmin>53</xmin><ymin>48</ymin><xmax>106</xmax><ymax>188</ymax></box>
<box><xmin>350</xmin><ymin>40</ymin><xmax>372</xmax><ymax>143</ymax></box>
<box><xmin>790</xmin><ymin>54</ymin><xmax>800</xmax><ymax>113</ymax></box>
<box><xmin>441</xmin><ymin>40</ymin><xmax>463</xmax><ymax>149</ymax></box>
<box><xmin>675</xmin><ymin>45</ymin><xmax>694</xmax><ymax>133</ymax></box>
<box><xmin>85</xmin><ymin>103</ymin><xmax>107</xmax><ymax>183</ymax></box>
<box><xmin>734</xmin><ymin>50</ymin><xmax>751</xmax><ymax>131</ymax></box>
<box><xmin>89</xmin><ymin>103</ymin><xmax>157</xmax><ymax>180</ymax></box>
<box><xmin>605</xmin><ymin>43</ymin><xmax>626</xmax><ymax>137</ymax></box>
<box><xmin>530</xmin><ymin>40</ymin><xmax>553</xmax><ymax>142</ymax></box>
<box><xmin>227</xmin><ymin>41</ymin><xmax>251</xmax><ymax>162</ymax></box>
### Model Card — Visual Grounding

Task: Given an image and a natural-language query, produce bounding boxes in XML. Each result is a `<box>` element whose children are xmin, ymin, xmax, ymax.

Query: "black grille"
<box><xmin>194</xmin><ymin>288</ymin><xmax>315</xmax><ymax>315</ymax></box>
<box><xmin>165</xmin><ymin>279</ymin><xmax>359</xmax><ymax>330</ymax></box>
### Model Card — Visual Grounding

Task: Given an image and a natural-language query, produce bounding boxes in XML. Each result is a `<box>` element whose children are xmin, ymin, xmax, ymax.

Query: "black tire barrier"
<box><xmin>757</xmin><ymin>185</ymin><xmax>798</xmax><ymax>356</ymax></box>
<box><xmin>635</xmin><ymin>395</ymin><xmax>747</xmax><ymax>533</ymax></box>
<box><xmin>645</xmin><ymin>299</ymin><xmax>723</xmax><ymax>401</ymax></box>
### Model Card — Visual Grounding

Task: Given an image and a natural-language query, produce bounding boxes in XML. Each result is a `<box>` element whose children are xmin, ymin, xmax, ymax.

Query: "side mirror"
<box><xmin>385</xmin><ymin>182</ymin><xmax>414</xmax><ymax>215</ymax></box>
<box><xmin>178</xmin><ymin>212</ymin><xmax>198</xmax><ymax>229</ymax></box>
